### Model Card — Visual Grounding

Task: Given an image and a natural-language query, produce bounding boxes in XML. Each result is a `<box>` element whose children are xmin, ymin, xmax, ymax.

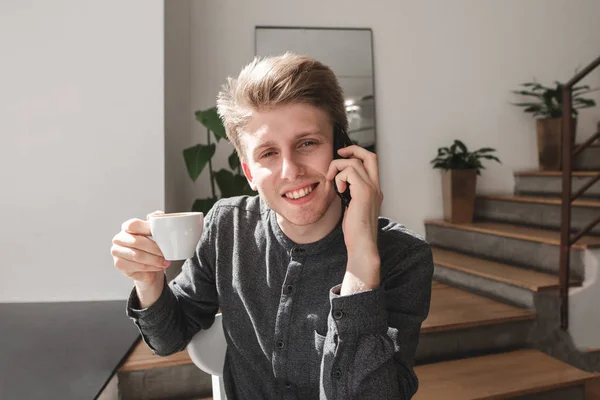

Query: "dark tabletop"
<box><xmin>0</xmin><ymin>300</ymin><xmax>139</xmax><ymax>400</ymax></box>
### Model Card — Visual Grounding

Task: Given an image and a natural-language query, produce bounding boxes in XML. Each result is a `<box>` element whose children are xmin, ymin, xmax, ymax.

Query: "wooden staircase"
<box><xmin>413</xmin><ymin>138</ymin><xmax>600</xmax><ymax>399</ymax></box>
<box><xmin>416</xmin><ymin>282</ymin><xmax>600</xmax><ymax>399</ymax></box>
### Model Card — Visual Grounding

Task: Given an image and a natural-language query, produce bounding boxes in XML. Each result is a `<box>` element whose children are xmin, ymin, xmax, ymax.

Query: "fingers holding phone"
<box><xmin>334</xmin><ymin>145</ymin><xmax>381</xmax><ymax>192</ymax></box>
<box><xmin>328</xmin><ymin>156</ymin><xmax>372</xmax><ymax>198</ymax></box>
<box><xmin>327</xmin><ymin>141</ymin><xmax>383</xmax><ymax>254</ymax></box>
<box><xmin>328</xmin><ymin>144</ymin><xmax>382</xmax><ymax>205</ymax></box>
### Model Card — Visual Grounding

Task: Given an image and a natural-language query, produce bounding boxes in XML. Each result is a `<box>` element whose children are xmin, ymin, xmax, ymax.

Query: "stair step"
<box><xmin>479</xmin><ymin>194</ymin><xmax>600</xmax><ymax>208</ymax></box>
<box><xmin>425</xmin><ymin>219</ymin><xmax>600</xmax><ymax>249</ymax></box>
<box><xmin>432</xmin><ymin>247</ymin><xmax>579</xmax><ymax>292</ymax></box>
<box><xmin>514</xmin><ymin>170</ymin><xmax>600</xmax><ymax>199</ymax></box>
<box><xmin>422</xmin><ymin>285</ymin><xmax>535</xmax><ymax>334</ymax></box>
<box><xmin>514</xmin><ymin>160</ymin><xmax>600</xmax><ymax>198</ymax></box>
<box><xmin>414</xmin><ymin>349</ymin><xmax>598</xmax><ymax>400</ymax></box>
<box><xmin>431</xmin><ymin>280</ymin><xmax>449</xmax><ymax>289</ymax></box>
<box><xmin>118</xmin><ymin>339</ymin><xmax>213</xmax><ymax>400</ymax></box>
<box><xmin>431</xmin><ymin>247</ymin><xmax>582</xmax><ymax>309</ymax></box>
<box><xmin>475</xmin><ymin>195</ymin><xmax>600</xmax><ymax>235</ymax></box>
<box><xmin>574</xmin><ymin>141</ymin><xmax>600</xmax><ymax>170</ymax></box>
<box><xmin>425</xmin><ymin>220</ymin><xmax>591</xmax><ymax>280</ymax></box>
<box><xmin>416</xmin><ymin>285</ymin><xmax>535</xmax><ymax>363</ymax></box>
<box><xmin>120</xmin><ymin>338</ymin><xmax>192</xmax><ymax>372</ymax></box>
<box><xmin>515</xmin><ymin>170</ymin><xmax>600</xmax><ymax>177</ymax></box>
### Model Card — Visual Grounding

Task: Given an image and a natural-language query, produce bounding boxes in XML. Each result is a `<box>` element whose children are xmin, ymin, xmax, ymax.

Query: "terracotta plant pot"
<box><xmin>536</xmin><ymin>117</ymin><xmax>576</xmax><ymax>171</ymax></box>
<box><xmin>442</xmin><ymin>169</ymin><xmax>477</xmax><ymax>224</ymax></box>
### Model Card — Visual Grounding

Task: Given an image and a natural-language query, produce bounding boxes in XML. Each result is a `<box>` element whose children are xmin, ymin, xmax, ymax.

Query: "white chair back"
<box><xmin>187</xmin><ymin>313</ymin><xmax>228</xmax><ymax>399</ymax></box>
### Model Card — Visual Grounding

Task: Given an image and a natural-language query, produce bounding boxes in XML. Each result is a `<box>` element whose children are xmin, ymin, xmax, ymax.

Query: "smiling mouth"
<box><xmin>283</xmin><ymin>183</ymin><xmax>318</xmax><ymax>200</ymax></box>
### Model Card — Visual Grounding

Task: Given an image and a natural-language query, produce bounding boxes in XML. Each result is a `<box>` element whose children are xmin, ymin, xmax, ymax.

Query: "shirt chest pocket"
<box><xmin>310</xmin><ymin>330</ymin><xmax>327</xmax><ymax>384</ymax></box>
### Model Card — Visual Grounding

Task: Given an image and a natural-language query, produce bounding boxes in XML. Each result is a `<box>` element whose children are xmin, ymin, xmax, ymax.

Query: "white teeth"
<box><xmin>285</xmin><ymin>185</ymin><xmax>313</xmax><ymax>199</ymax></box>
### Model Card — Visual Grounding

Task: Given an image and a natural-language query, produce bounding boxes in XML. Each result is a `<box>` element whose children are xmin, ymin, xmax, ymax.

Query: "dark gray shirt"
<box><xmin>126</xmin><ymin>196</ymin><xmax>433</xmax><ymax>399</ymax></box>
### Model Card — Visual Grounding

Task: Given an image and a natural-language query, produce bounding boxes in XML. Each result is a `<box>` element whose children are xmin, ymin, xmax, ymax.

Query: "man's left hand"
<box><xmin>326</xmin><ymin>145</ymin><xmax>383</xmax><ymax>295</ymax></box>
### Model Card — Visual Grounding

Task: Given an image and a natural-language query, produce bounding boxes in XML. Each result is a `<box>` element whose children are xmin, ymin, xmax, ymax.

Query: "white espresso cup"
<box><xmin>148</xmin><ymin>212</ymin><xmax>204</xmax><ymax>261</ymax></box>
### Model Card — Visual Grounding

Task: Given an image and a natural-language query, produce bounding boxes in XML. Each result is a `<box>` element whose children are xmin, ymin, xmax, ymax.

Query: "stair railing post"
<box><xmin>559</xmin><ymin>86</ymin><xmax>573</xmax><ymax>330</ymax></box>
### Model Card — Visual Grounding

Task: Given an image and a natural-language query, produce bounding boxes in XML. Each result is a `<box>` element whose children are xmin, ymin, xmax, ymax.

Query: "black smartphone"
<box><xmin>333</xmin><ymin>125</ymin><xmax>354</xmax><ymax>208</ymax></box>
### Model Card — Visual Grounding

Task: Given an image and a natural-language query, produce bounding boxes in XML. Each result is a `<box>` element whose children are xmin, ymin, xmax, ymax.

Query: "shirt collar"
<box><xmin>261</xmin><ymin>198</ymin><xmax>346</xmax><ymax>257</ymax></box>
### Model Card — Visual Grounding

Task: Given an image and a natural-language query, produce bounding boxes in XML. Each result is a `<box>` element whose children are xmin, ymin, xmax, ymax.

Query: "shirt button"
<box><xmin>334</xmin><ymin>369</ymin><xmax>342</xmax><ymax>379</ymax></box>
<box><xmin>286</xmin><ymin>285</ymin><xmax>294</xmax><ymax>294</ymax></box>
<box><xmin>285</xmin><ymin>382</ymin><xmax>293</xmax><ymax>389</ymax></box>
<box><xmin>333</xmin><ymin>310</ymin><xmax>344</xmax><ymax>320</ymax></box>
<box><xmin>292</xmin><ymin>247</ymin><xmax>304</xmax><ymax>254</ymax></box>
<box><xmin>276</xmin><ymin>339</ymin><xmax>285</xmax><ymax>349</ymax></box>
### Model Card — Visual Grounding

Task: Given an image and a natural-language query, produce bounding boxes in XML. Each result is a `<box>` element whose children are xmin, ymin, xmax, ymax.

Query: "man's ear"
<box><xmin>241</xmin><ymin>162</ymin><xmax>257</xmax><ymax>191</ymax></box>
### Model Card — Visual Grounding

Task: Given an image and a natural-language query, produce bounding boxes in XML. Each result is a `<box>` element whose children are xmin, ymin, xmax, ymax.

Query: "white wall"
<box><xmin>183</xmin><ymin>0</ymin><xmax>600</xmax><ymax>238</ymax></box>
<box><xmin>0</xmin><ymin>1</ymin><xmax>164</xmax><ymax>302</ymax></box>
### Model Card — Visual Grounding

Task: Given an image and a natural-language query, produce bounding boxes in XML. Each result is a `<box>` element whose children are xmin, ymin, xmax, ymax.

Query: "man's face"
<box><xmin>240</xmin><ymin>103</ymin><xmax>339</xmax><ymax>228</ymax></box>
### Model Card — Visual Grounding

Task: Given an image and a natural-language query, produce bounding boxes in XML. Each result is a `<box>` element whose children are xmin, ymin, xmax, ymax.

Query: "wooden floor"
<box><xmin>425</xmin><ymin>219</ymin><xmax>600</xmax><ymax>249</ymax></box>
<box><xmin>422</xmin><ymin>284</ymin><xmax>535</xmax><ymax>334</ymax></box>
<box><xmin>432</xmin><ymin>247</ymin><xmax>581</xmax><ymax>292</ymax></box>
<box><xmin>413</xmin><ymin>349</ymin><xmax>599</xmax><ymax>400</ymax></box>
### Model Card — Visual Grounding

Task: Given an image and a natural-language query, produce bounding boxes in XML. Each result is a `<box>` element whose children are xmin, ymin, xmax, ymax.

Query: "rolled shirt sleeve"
<box><xmin>320</xmin><ymin>243</ymin><xmax>434</xmax><ymax>400</ymax></box>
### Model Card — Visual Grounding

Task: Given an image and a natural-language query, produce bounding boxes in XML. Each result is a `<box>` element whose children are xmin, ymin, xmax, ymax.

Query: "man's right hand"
<box><xmin>111</xmin><ymin>210</ymin><xmax>171</xmax><ymax>307</ymax></box>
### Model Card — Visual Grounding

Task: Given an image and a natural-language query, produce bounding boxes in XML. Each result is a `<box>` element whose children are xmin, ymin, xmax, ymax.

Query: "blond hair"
<box><xmin>217</xmin><ymin>53</ymin><xmax>348</xmax><ymax>160</ymax></box>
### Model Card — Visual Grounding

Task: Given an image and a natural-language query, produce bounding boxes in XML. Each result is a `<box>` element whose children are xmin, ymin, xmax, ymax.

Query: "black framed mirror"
<box><xmin>255</xmin><ymin>26</ymin><xmax>377</xmax><ymax>153</ymax></box>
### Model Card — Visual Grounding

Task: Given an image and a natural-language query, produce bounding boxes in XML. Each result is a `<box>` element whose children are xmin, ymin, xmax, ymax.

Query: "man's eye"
<box><xmin>261</xmin><ymin>151</ymin><xmax>276</xmax><ymax>159</ymax></box>
<box><xmin>300</xmin><ymin>141</ymin><xmax>316</xmax><ymax>148</ymax></box>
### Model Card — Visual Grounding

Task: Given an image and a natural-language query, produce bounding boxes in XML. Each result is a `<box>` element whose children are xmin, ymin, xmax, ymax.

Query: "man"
<box><xmin>111</xmin><ymin>53</ymin><xmax>433</xmax><ymax>399</ymax></box>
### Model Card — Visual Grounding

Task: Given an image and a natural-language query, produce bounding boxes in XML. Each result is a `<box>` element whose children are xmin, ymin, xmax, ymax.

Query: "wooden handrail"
<box><xmin>570</xmin><ymin>216</ymin><xmax>600</xmax><ymax>247</ymax></box>
<box><xmin>565</xmin><ymin>54</ymin><xmax>600</xmax><ymax>88</ymax></box>
<box><xmin>571</xmin><ymin>173</ymin><xmax>600</xmax><ymax>203</ymax></box>
<box><xmin>573</xmin><ymin>131</ymin><xmax>600</xmax><ymax>158</ymax></box>
<box><xmin>559</xmin><ymin>54</ymin><xmax>600</xmax><ymax>330</ymax></box>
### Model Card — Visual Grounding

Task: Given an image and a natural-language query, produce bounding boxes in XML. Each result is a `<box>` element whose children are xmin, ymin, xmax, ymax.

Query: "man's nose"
<box><xmin>281</xmin><ymin>154</ymin><xmax>304</xmax><ymax>181</ymax></box>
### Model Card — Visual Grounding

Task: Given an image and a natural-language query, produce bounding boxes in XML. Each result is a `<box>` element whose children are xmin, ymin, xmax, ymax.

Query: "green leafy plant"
<box><xmin>430</xmin><ymin>140</ymin><xmax>501</xmax><ymax>176</ymax></box>
<box><xmin>512</xmin><ymin>81</ymin><xmax>597</xmax><ymax>118</ymax></box>
<box><xmin>183</xmin><ymin>107</ymin><xmax>255</xmax><ymax>214</ymax></box>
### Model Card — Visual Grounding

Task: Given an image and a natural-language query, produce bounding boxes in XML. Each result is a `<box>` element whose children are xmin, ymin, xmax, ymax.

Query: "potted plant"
<box><xmin>183</xmin><ymin>107</ymin><xmax>255</xmax><ymax>215</ymax></box>
<box><xmin>430</xmin><ymin>140</ymin><xmax>501</xmax><ymax>224</ymax></box>
<box><xmin>512</xmin><ymin>80</ymin><xmax>596</xmax><ymax>170</ymax></box>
